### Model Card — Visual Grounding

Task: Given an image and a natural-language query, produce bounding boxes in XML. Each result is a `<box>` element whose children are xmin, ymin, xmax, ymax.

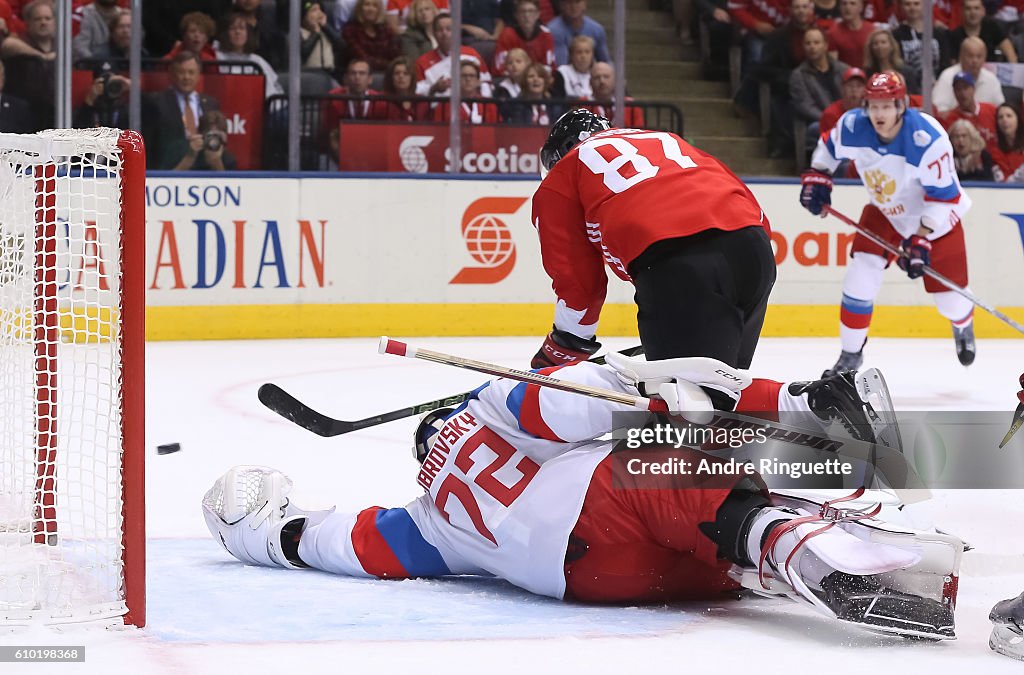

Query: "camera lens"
<box><xmin>203</xmin><ymin>132</ymin><xmax>223</xmax><ymax>152</ymax></box>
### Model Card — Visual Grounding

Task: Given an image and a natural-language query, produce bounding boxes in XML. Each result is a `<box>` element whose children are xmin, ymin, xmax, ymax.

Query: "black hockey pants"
<box><xmin>628</xmin><ymin>225</ymin><xmax>777</xmax><ymax>370</ymax></box>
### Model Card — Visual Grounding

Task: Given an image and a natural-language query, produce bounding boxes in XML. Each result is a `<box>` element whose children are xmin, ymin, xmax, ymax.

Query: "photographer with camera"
<box><xmin>73</xmin><ymin>62</ymin><xmax>130</xmax><ymax>129</ymax></box>
<box><xmin>185</xmin><ymin>110</ymin><xmax>237</xmax><ymax>171</ymax></box>
<box><xmin>143</xmin><ymin>50</ymin><xmax>222</xmax><ymax>170</ymax></box>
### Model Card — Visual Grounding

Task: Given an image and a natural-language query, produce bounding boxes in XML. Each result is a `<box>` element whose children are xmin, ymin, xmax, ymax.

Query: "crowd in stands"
<box><xmin>0</xmin><ymin>0</ymin><xmax>640</xmax><ymax>170</ymax></box>
<box><xmin>707</xmin><ymin>0</ymin><xmax>1024</xmax><ymax>181</ymax></box>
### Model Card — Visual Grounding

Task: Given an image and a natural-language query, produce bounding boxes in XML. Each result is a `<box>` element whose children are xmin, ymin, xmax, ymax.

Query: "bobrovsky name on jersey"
<box><xmin>443</xmin><ymin>145</ymin><xmax>539</xmax><ymax>174</ymax></box>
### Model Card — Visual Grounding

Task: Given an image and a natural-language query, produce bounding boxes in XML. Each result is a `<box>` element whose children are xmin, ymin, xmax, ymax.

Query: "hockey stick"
<box><xmin>258</xmin><ymin>343</ymin><xmax>646</xmax><ymax>437</ymax></box>
<box><xmin>825</xmin><ymin>206</ymin><xmax>1024</xmax><ymax>335</ymax></box>
<box><xmin>378</xmin><ymin>337</ymin><xmax>669</xmax><ymax>412</ymax></box>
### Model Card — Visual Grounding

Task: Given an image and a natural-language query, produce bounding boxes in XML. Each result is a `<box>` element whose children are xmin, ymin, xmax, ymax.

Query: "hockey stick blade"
<box><xmin>258</xmin><ymin>383</ymin><xmax>359</xmax><ymax>436</ymax></box>
<box><xmin>259</xmin><ymin>345</ymin><xmax>646</xmax><ymax>437</ymax></box>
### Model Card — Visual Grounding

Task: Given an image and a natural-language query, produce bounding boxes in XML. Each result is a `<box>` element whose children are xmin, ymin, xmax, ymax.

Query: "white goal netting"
<box><xmin>0</xmin><ymin>128</ymin><xmax>132</xmax><ymax>625</ymax></box>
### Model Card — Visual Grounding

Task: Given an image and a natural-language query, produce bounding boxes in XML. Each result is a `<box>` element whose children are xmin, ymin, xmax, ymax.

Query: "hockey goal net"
<box><xmin>0</xmin><ymin>128</ymin><xmax>145</xmax><ymax>627</ymax></box>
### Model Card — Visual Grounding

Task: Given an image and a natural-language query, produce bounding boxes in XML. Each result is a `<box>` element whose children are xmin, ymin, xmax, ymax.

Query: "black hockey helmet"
<box><xmin>539</xmin><ymin>108</ymin><xmax>611</xmax><ymax>173</ymax></box>
<box><xmin>413</xmin><ymin>407</ymin><xmax>455</xmax><ymax>464</ymax></box>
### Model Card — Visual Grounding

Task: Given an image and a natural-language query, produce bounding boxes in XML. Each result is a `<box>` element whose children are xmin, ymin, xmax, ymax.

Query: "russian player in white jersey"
<box><xmin>800</xmin><ymin>71</ymin><xmax>977</xmax><ymax>374</ymax></box>
<box><xmin>203</xmin><ymin>355</ymin><xmax>963</xmax><ymax>639</ymax></box>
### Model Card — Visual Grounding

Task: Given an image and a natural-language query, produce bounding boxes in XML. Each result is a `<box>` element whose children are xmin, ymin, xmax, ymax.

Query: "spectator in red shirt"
<box><xmin>381</xmin><ymin>55</ymin><xmax>428</xmax><ymax>121</ymax></box>
<box><xmin>163</xmin><ymin>11</ymin><xmax>217</xmax><ymax>62</ymax></box>
<box><xmin>827</xmin><ymin>0</ymin><xmax>875</xmax><ymax>67</ymax></box>
<box><xmin>432</xmin><ymin>60</ymin><xmax>501</xmax><ymax>123</ymax></box>
<box><xmin>819</xmin><ymin>65</ymin><xmax>866</xmax><ymax>135</ymax></box>
<box><xmin>322</xmin><ymin>58</ymin><xmax>385</xmax><ymax>162</ymax></box>
<box><xmin>415</xmin><ymin>13</ymin><xmax>493</xmax><ymax>96</ymax></box>
<box><xmin>726</xmin><ymin>0</ymin><xmax>788</xmax><ymax>69</ymax></box>
<box><xmin>0</xmin><ymin>0</ymin><xmax>25</xmax><ymax>39</ymax></box>
<box><xmin>938</xmin><ymin>71</ymin><xmax>998</xmax><ymax>149</ymax></box>
<box><xmin>583</xmin><ymin>62</ymin><xmax>644</xmax><ymax>127</ymax></box>
<box><xmin>992</xmin><ymin>102</ymin><xmax>1024</xmax><ymax>182</ymax></box>
<box><xmin>494</xmin><ymin>0</ymin><xmax>556</xmax><ymax>74</ymax></box>
<box><xmin>342</xmin><ymin>0</ymin><xmax>400</xmax><ymax>72</ymax></box>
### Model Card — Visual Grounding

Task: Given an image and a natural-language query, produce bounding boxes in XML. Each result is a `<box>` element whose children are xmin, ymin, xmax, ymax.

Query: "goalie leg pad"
<box><xmin>735</xmin><ymin>490</ymin><xmax>963</xmax><ymax>640</ymax></box>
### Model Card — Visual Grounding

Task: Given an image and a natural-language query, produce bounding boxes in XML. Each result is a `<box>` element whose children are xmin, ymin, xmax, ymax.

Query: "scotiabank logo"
<box><xmin>399</xmin><ymin>136</ymin><xmax>433</xmax><ymax>173</ymax></box>
<box><xmin>449</xmin><ymin>197</ymin><xmax>527</xmax><ymax>284</ymax></box>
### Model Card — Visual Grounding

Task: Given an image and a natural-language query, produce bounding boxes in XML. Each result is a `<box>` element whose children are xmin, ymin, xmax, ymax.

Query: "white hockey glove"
<box><xmin>202</xmin><ymin>465</ymin><xmax>334</xmax><ymax>569</ymax></box>
<box><xmin>605</xmin><ymin>352</ymin><xmax>751</xmax><ymax>423</ymax></box>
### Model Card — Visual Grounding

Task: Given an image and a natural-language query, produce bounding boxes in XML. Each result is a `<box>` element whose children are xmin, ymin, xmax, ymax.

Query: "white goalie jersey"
<box><xmin>294</xmin><ymin>363</ymin><xmax>642</xmax><ymax>599</ymax></box>
<box><xmin>811</xmin><ymin>108</ymin><xmax>972</xmax><ymax>240</ymax></box>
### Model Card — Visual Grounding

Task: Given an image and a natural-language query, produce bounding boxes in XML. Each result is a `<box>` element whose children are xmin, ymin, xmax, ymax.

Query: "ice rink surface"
<box><xmin>4</xmin><ymin>336</ymin><xmax>1024</xmax><ymax>674</ymax></box>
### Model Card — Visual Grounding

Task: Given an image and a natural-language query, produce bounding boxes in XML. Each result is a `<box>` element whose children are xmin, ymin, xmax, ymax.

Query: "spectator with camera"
<box><xmin>73</xmin><ymin>62</ymin><xmax>130</xmax><ymax>129</ymax></box>
<box><xmin>143</xmin><ymin>50</ymin><xmax>222</xmax><ymax>170</ymax></box>
<box><xmin>189</xmin><ymin>110</ymin><xmax>236</xmax><ymax>171</ymax></box>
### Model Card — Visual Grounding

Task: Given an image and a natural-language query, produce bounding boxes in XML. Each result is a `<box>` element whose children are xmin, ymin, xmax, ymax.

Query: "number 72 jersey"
<box><xmin>532</xmin><ymin>129</ymin><xmax>770</xmax><ymax>335</ymax></box>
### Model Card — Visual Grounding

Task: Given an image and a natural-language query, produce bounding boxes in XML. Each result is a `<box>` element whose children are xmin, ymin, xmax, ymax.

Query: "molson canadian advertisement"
<box><xmin>143</xmin><ymin>176</ymin><xmax>1024</xmax><ymax>340</ymax></box>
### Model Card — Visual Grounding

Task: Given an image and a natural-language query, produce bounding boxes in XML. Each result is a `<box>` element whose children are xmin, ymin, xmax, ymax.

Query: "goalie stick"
<box><xmin>825</xmin><ymin>206</ymin><xmax>1024</xmax><ymax>335</ymax></box>
<box><xmin>257</xmin><ymin>343</ymin><xmax>646</xmax><ymax>437</ymax></box>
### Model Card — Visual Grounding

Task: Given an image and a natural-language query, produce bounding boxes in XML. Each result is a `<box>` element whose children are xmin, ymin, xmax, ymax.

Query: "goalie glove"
<box><xmin>202</xmin><ymin>465</ymin><xmax>334</xmax><ymax>569</ymax></box>
<box><xmin>531</xmin><ymin>327</ymin><xmax>601</xmax><ymax>369</ymax></box>
<box><xmin>604</xmin><ymin>352</ymin><xmax>752</xmax><ymax>423</ymax></box>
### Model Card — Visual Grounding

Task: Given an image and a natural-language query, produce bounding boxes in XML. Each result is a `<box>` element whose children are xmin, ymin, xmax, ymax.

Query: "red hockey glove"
<box><xmin>896</xmin><ymin>234</ymin><xmax>932</xmax><ymax>279</ymax></box>
<box><xmin>531</xmin><ymin>328</ymin><xmax>601</xmax><ymax>369</ymax></box>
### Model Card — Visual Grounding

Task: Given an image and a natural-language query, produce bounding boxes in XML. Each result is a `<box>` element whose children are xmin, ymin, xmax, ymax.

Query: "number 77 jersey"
<box><xmin>811</xmin><ymin>108</ymin><xmax>972</xmax><ymax>240</ymax></box>
<box><xmin>532</xmin><ymin>128</ymin><xmax>769</xmax><ymax>334</ymax></box>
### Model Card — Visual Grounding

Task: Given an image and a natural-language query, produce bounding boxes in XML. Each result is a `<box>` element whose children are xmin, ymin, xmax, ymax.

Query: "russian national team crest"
<box><xmin>449</xmin><ymin>197</ymin><xmax>528</xmax><ymax>284</ymax></box>
<box><xmin>864</xmin><ymin>169</ymin><xmax>896</xmax><ymax>204</ymax></box>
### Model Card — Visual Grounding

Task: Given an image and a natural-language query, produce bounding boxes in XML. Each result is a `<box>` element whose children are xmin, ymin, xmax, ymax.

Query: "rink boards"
<box><xmin>141</xmin><ymin>173</ymin><xmax>1024</xmax><ymax>340</ymax></box>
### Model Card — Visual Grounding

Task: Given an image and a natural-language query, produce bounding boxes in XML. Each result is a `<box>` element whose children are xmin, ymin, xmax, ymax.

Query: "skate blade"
<box><xmin>999</xmin><ymin>406</ymin><xmax>1024</xmax><ymax>449</ymax></box>
<box><xmin>844</xmin><ymin>619</ymin><xmax>956</xmax><ymax>641</ymax></box>
<box><xmin>855</xmin><ymin>368</ymin><xmax>904</xmax><ymax>453</ymax></box>
<box><xmin>991</xmin><ymin>624</ymin><xmax>1024</xmax><ymax>659</ymax></box>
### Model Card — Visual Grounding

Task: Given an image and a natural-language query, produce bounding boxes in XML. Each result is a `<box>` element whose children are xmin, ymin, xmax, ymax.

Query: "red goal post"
<box><xmin>0</xmin><ymin>128</ymin><xmax>145</xmax><ymax>627</ymax></box>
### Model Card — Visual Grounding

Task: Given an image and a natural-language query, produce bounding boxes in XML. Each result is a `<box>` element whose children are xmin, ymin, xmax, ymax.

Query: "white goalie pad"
<box><xmin>735</xmin><ymin>491</ymin><xmax>964</xmax><ymax>640</ymax></box>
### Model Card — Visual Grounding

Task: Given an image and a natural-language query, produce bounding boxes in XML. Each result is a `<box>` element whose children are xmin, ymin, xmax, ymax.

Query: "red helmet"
<box><xmin>864</xmin><ymin>71</ymin><xmax>907</xmax><ymax>101</ymax></box>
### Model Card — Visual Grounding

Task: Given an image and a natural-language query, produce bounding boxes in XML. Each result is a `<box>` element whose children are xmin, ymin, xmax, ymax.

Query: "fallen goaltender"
<box><xmin>206</xmin><ymin>354</ymin><xmax>963</xmax><ymax>640</ymax></box>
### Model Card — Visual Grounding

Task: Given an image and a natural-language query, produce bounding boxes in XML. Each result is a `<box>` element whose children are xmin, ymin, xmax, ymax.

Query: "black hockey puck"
<box><xmin>157</xmin><ymin>443</ymin><xmax>181</xmax><ymax>455</ymax></box>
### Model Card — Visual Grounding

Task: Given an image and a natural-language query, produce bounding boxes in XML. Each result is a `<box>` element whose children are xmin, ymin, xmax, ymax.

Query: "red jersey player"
<box><xmin>528</xmin><ymin>109</ymin><xmax>892</xmax><ymax>437</ymax></box>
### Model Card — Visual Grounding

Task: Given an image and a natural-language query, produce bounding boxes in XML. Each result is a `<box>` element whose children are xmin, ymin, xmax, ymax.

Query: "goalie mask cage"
<box><xmin>0</xmin><ymin>128</ymin><xmax>145</xmax><ymax>627</ymax></box>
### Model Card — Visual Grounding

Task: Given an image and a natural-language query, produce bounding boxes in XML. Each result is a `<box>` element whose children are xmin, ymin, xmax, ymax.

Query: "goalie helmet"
<box><xmin>539</xmin><ymin>108</ymin><xmax>611</xmax><ymax>173</ymax></box>
<box><xmin>413</xmin><ymin>407</ymin><xmax>455</xmax><ymax>464</ymax></box>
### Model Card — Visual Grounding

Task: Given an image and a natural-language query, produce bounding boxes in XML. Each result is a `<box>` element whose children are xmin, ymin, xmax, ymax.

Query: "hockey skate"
<box><xmin>202</xmin><ymin>465</ymin><xmax>333</xmax><ymax>569</ymax></box>
<box><xmin>735</xmin><ymin>490</ymin><xmax>963</xmax><ymax>640</ymax></box>
<box><xmin>823</xmin><ymin>349</ymin><xmax>863</xmax><ymax>378</ymax></box>
<box><xmin>952</xmin><ymin>322</ymin><xmax>976</xmax><ymax>366</ymax></box>
<box><xmin>990</xmin><ymin>592</ymin><xmax>1024</xmax><ymax>660</ymax></box>
<box><xmin>789</xmin><ymin>368</ymin><xmax>902</xmax><ymax>452</ymax></box>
